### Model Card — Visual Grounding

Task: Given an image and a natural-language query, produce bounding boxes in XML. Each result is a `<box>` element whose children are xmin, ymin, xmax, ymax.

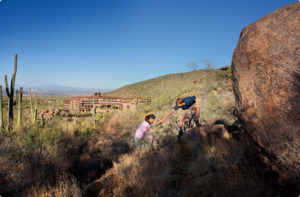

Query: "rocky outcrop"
<box><xmin>37</xmin><ymin>108</ymin><xmax>60</xmax><ymax>121</ymax></box>
<box><xmin>232</xmin><ymin>2</ymin><xmax>300</xmax><ymax>184</ymax></box>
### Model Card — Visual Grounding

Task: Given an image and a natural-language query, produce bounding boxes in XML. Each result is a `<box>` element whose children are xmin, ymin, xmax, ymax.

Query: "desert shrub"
<box><xmin>0</xmin><ymin>112</ymin><xmax>97</xmax><ymax>196</ymax></box>
<box><xmin>216</xmin><ymin>67</ymin><xmax>232</xmax><ymax>81</ymax></box>
<box><xmin>0</xmin><ymin>134</ymin><xmax>56</xmax><ymax>196</ymax></box>
<box><xmin>22</xmin><ymin>173</ymin><xmax>81</xmax><ymax>197</ymax></box>
<box><xmin>200</xmin><ymin>90</ymin><xmax>236</xmax><ymax>125</ymax></box>
<box><xmin>92</xmin><ymin>129</ymin><xmax>280</xmax><ymax>197</ymax></box>
<box><xmin>0</xmin><ymin>107</ymin><xmax>150</xmax><ymax>196</ymax></box>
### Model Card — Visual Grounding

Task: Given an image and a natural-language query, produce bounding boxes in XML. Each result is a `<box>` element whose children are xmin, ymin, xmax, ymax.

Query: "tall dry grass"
<box><xmin>22</xmin><ymin>173</ymin><xmax>81</xmax><ymax>197</ymax></box>
<box><xmin>0</xmin><ymin>96</ymin><xmax>111</xmax><ymax>196</ymax></box>
<box><xmin>0</xmin><ymin>105</ymin><xmax>153</xmax><ymax>196</ymax></box>
<box><xmin>87</xmin><ymin>129</ymin><xmax>281</xmax><ymax>197</ymax></box>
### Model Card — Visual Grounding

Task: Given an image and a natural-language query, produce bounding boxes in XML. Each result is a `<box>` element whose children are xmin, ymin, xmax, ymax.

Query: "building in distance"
<box><xmin>63</xmin><ymin>92</ymin><xmax>151</xmax><ymax>113</ymax></box>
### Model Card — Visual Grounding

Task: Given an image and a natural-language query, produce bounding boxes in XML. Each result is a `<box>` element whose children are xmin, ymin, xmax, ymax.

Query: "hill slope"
<box><xmin>104</xmin><ymin>68</ymin><xmax>232</xmax><ymax>98</ymax></box>
<box><xmin>104</xmin><ymin>67</ymin><xmax>235</xmax><ymax>124</ymax></box>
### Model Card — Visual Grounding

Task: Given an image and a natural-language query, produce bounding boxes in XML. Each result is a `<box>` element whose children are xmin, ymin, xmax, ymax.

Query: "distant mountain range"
<box><xmin>2</xmin><ymin>84</ymin><xmax>113</xmax><ymax>96</ymax></box>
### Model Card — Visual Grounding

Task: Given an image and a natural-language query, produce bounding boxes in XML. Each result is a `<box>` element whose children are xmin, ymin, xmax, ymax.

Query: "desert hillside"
<box><xmin>104</xmin><ymin>67</ymin><xmax>235</xmax><ymax>125</ymax></box>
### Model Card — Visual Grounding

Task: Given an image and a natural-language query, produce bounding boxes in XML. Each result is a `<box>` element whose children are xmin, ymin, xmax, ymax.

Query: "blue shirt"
<box><xmin>174</xmin><ymin>96</ymin><xmax>196</xmax><ymax>110</ymax></box>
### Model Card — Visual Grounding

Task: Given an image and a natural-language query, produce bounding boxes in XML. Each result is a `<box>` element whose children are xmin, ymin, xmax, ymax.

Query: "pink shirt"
<box><xmin>135</xmin><ymin>121</ymin><xmax>150</xmax><ymax>139</ymax></box>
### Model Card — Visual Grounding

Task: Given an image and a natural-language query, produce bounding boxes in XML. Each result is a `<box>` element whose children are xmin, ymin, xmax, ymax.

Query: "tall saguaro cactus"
<box><xmin>29</xmin><ymin>88</ymin><xmax>38</xmax><ymax>124</ymax></box>
<box><xmin>40</xmin><ymin>109</ymin><xmax>44</xmax><ymax>127</ymax></box>
<box><xmin>29</xmin><ymin>88</ymin><xmax>34</xmax><ymax>122</ymax></box>
<box><xmin>4</xmin><ymin>54</ymin><xmax>18</xmax><ymax>131</ymax></box>
<box><xmin>34</xmin><ymin>94</ymin><xmax>38</xmax><ymax>124</ymax></box>
<box><xmin>0</xmin><ymin>86</ymin><xmax>3</xmax><ymax>130</ymax></box>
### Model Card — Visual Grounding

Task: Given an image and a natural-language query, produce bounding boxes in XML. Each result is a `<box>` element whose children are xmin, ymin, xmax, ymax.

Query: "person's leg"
<box><xmin>195</xmin><ymin>104</ymin><xmax>200</xmax><ymax>118</ymax></box>
<box><xmin>194</xmin><ymin>104</ymin><xmax>201</xmax><ymax>127</ymax></box>
<box><xmin>134</xmin><ymin>137</ymin><xmax>143</xmax><ymax>156</ymax></box>
<box><xmin>135</xmin><ymin>146</ymin><xmax>141</xmax><ymax>156</ymax></box>
<box><xmin>145</xmin><ymin>134</ymin><xmax>154</xmax><ymax>149</ymax></box>
<box><xmin>177</xmin><ymin>115</ymin><xmax>184</xmax><ymax>138</ymax></box>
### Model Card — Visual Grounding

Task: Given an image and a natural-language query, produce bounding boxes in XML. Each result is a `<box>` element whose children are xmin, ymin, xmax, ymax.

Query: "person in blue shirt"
<box><xmin>157</xmin><ymin>95</ymin><xmax>201</xmax><ymax>138</ymax></box>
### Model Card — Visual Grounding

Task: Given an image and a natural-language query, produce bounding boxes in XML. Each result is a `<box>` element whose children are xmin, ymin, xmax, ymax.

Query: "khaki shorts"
<box><xmin>134</xmin><ymin>137</ymin><xmax>143</xmax><ymax>147</ymax></box>
<box><xmin>180</xmin><ymin>106</ymin><xmax>197</xmax><ymax>121</ymax></box>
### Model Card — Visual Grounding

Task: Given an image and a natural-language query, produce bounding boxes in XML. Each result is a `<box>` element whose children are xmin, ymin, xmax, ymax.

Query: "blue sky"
<box><xmin>0</xmin><ymin>0</ymin><xmax>296</xmax><ymax>89</ymax></box>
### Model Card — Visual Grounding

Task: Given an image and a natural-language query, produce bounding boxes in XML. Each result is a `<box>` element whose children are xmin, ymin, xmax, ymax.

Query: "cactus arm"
<box><xmin>17</xmin><ymin>87</ymin><xmax>23</xmax><ymax>127</ymax></box>
<box><xmin>11</xmin><ymin>54</ymin><xmax>17</xmax><ymax>98</ymax></box>
<box><xmin>33</xmin><ymin>93</ymin><xmax>38</xmax><ymax>123</ymax></box>
<box><xmin>40</xmin><ymin>109</ymin><xmax>44</xmax><ymax>127</ymax></box>
<box><xmin>11</xmin><ymin>74</ymin><xmax>15</xmax><ymax>99</ymax></box>
<box><xmin>20</xmin><ymin>87</ymin><xmax>23</xmax><ymax>101</ymax></box>
<box><xmin>16</xmin><ymin>90</ymin><xmax>20</xmax><ymax>127</ymax></box>
<box><xmin>29</xmin><ymin>88</ymin><xmax>33</xmax><ymax>119</ymax></box>
<box><xmin>14</xmin><ymin>54</ymin><xmax>17</xmax><ymax>76</ymax></box>
<box><xmin>4</xmin><ymin>75</ymin><xmax>10</xmax><ymax>97</ymax></box>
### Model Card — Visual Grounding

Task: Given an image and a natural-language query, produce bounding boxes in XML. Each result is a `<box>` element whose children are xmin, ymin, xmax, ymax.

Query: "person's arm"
<box><xmin>156</xmin><ymin>109</ymin><xmax>176</xmax><ymax>124</ymax></box>
<box><xmin>148</xmin><ymin>127</ymin><xmax>160</xmax><ymax>133</ymax></box>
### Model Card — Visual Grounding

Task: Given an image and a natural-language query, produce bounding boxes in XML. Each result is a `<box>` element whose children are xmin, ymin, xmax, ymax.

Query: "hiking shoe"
<box><xmin>176</xmin><ymin>133</ymin><xmax>182</xmax><ymax>139</ymax></box>
<box><xmin>195</xmin><ymin>120</ymin><xmax>201</xmax><ymax>127</ymax></box>
<box><xmin>177</xmin><ymin>130</ymin><xmax>184</xmax><ymax>139</ymax></box>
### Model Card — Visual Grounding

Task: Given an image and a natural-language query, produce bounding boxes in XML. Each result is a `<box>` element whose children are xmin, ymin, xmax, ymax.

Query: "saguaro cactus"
<box><xmin>16</xmin><ymin>90</ymin><xmax>19</xmax><ymax>127</ymax></box>
<box><xmin>34</xmin><ymin>94</ymin><xmax>38</xmax><ymax>123</ymax></box>
<box><xmin>17</xmin><ymin>87</ymin><xmax>23</xmax><ymax>127</ymax></box>
<box><xmin>4</xmin><ymin>54</ymin><xmax>18</xmax><ymax>131</ymax></box>
<box><xmin>29</xmin><ymin>88</ymin><xmax>34</xmax><ymax>123</ymax></box>
<box><xmin>0</xmin><ymin>86</ymin><xmax>3</xmax><ymax>130</ymax></box>
<box><xmin>29</xmin><ymin>89</ymin><xmax>38</xmax><ymax>124</ymax></box>
<box><xmin>29</xmin><ymin>88</ymin><xmax>33</xmax><ymax>119</ymax></box>
<box><xmin>40</xmin><ymin>109</ymin><xmax>44</xmax><ymax>127</ymax></box>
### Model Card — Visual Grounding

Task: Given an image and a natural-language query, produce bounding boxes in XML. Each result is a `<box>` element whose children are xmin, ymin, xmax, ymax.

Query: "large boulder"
<box><xmin>232</xmin><ymin>2</ymin><xmax>300</xmax><ymax>183</ymax></box>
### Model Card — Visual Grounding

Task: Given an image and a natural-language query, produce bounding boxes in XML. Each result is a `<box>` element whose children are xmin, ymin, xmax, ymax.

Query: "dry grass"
<box><xmin>22</xmin><ymin>173</ymin><xmax>81</xmax><ymax>197</ymax></box>
<box><xmin>89</xmin><ymin>130</ymin><xmax>280</xmax><ymax>197</ymax></box>
<box><xmin>0</xmin><ymin>101</ymin><xmax>146</xmax><ymax>196</ymax></box>
<box><xmin>0</xmin><ymin>96</ymin><xmax>107</xmax><ymax>196</ymax></box>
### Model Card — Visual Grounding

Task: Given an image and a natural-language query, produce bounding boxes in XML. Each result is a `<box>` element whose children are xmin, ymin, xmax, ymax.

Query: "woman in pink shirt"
<box><xmin>134</xmin><ymin>114</ymin><xmax>159</xmax><ymax>156</ymax></box>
